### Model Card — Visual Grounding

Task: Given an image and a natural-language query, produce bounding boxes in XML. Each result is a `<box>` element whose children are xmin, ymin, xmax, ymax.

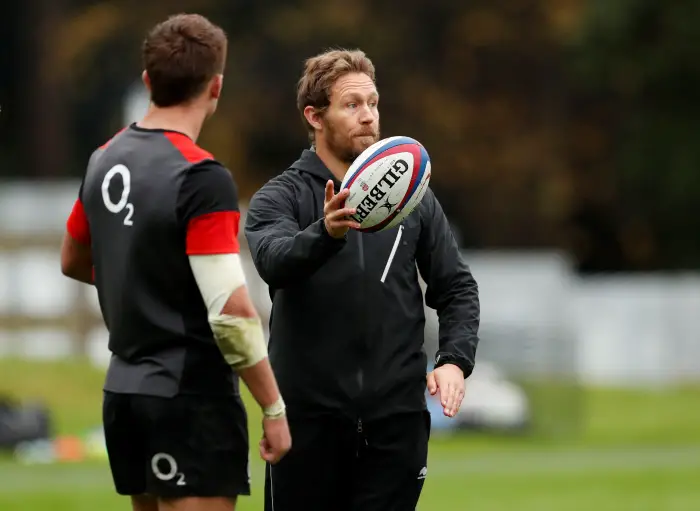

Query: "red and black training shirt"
<box><xmin>66</xmin><ymin>123</ymin><xmax>242</xmax><ymax>396</ymax></box>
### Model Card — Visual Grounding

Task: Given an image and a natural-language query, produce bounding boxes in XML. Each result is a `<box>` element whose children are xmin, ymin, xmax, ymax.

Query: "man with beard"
<box><xmin>244</xmin><ymin>48</ymin><xmax>480</xmax><ymax>511</ymax></box>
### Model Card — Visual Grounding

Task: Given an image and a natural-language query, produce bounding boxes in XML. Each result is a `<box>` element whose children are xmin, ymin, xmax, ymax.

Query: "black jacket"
<box><xmin>244</xmin><ymin>149</ymin><xmax>480</xmax><ymax>422</ymax></box>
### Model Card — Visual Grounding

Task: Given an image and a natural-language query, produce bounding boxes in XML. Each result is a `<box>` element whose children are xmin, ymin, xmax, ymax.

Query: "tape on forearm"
<box><xmin>209</xmin><ymin>314</ymin><xmax>268</xmax><ymax>370</ymax></box>
<box><xmin>188</xmin><ymin>254</ymin><xmax>267</xmax><ymax>368</ymax></box>
<box><xmin>210</xmin><ymin>315</ymin><xmax>285</xmax><ymax>418</ymax></box>
<box><xmin>263</xmin><ymin>395</ymin><xmax>286</xmax><ymax>419</ymax></box>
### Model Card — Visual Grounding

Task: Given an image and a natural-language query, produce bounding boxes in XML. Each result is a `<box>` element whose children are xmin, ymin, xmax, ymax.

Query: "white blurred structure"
<box><xmin>1</xmin><ymin>180</ymin><xmax>699</xmax><ymax>388</ymax></box>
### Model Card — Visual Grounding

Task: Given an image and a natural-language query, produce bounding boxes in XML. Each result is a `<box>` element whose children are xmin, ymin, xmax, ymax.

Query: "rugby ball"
<box><xmin>341</xmin><ymin>136</ymin><xmax>431</xmax><ymax>233</ymax></box>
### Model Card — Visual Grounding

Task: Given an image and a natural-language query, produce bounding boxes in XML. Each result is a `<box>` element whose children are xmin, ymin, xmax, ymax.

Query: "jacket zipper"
<box><xmin>357</xmin><ymin>232</ymin><xmax>366</xmax><ymax>413</ymax></box>
<box><xmin>380</xmin><ymin>225</ymin><xmax>404</xmax><ymax>283</ymax></box>
<box><xmin>356</xmin><ymin>417</ymin><xmax>368</xmax><ymax>456</ymax></box>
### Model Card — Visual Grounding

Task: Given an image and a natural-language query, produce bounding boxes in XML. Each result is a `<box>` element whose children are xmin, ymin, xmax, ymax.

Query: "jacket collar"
<box><xmin>289</xmin><ymin>148</ymin><xmax>342</xmax><ymax>188</ymax></box>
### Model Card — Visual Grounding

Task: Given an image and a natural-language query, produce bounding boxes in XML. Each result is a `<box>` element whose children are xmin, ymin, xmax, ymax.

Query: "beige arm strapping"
<box><xmin>188</xmin><ymin>253</ymin><xmax>285</xmax><ymax>418</ymax></box>
<box><xmin>188</xmin><ymin>253</ymin><xmax>268</xmax><ymax>369</ymax></box>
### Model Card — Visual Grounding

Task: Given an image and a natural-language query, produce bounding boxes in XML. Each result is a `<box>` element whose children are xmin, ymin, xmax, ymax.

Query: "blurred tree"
<box><xmin>567</xmin><ymin>0</ymin><xmax>700</xmax><ymax>270</ymax></box>
<box><xmin>15</xmin><ymin>0</ymin><xmax>70</xmax><ymax>179</ymax></box>
<box><xmin>0</xmin><ymin>2</ymin><xmax>23</xmax><ymax>173</ymax></box>
<box><xmin>9</xmin><ymin>0</ymin><xmax>698</xmax><ymax>271</ymax></box>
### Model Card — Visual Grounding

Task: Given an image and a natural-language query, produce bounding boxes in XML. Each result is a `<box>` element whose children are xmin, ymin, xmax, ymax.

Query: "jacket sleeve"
<box><xmin>244</xmin><ymin>177</ymin><xmax>347</xmax><ymax>289</ymax></box>
<box><xmin>416</xmin><ymin>188</ymin><xmax>480</xmax><ymax>378</ymax></box>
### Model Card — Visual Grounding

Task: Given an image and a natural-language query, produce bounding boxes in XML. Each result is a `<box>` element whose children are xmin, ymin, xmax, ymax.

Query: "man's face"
<box><xmin>320</xmin><ymin>72</ymin><xmax>380</xmax><ymax>164</ymax></box>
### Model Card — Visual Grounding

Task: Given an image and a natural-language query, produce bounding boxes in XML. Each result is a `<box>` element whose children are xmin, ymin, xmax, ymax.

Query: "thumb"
<box><xmin>427</xmin><ymin>371</ymin><xmax>437</xmax><ymax>395</ymax></box>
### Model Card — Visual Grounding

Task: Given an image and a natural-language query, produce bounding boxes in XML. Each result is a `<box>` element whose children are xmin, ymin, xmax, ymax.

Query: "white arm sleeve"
<box><xmin>188</xmin><ymin>254</ymin><xmax>284</xmax><ymax>417</ymax></box>
<box><xmin>189</xmin><ymin>253</ymin><xmax>247</xmax><ymax>315</ymax></box>
<box><xmin>188</xmin><ymin>253</ymin><xmax>268</xmax><ymax>370</ymax></box>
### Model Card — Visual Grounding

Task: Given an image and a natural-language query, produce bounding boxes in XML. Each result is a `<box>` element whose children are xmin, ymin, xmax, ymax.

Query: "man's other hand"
<box><xmin>426</xmin><ymin>364</ymin><xmax>465</xmax><ymax>418</ymax></box>
<box><xmin>260</xmin><ymin>415</ymin><xmax>292</xmax><ymax>464</ymax></box>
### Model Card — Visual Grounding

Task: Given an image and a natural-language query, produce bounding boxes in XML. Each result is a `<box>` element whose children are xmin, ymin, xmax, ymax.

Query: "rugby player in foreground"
<box><xmin>60</xmin><ymin>13</ymin><xmax>290</xmax><ymax>511</ymax></box>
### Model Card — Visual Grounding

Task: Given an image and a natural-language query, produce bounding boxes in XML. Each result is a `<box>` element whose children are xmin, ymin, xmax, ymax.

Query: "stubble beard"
<box><xmin>324</xmin><ymin>121</ymin><xmax>380</xmax><ymax>165</ymax></box>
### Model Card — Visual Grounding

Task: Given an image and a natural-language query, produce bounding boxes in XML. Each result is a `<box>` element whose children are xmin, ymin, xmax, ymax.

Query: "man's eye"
<box><xmin>348</xmin><ymin>103</ymin><xmax>357</xmax><ymax>109</ymax></box>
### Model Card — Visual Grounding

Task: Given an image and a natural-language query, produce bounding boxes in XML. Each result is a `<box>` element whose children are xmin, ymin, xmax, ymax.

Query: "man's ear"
<box><xmin>141</xmin><ymin>70</ymin><xmax>151</xmax><ymax>91</ymax></box>
<box><xmin>210</xmin><ymin>74</ymin><xmax>223</xmax><ymax>99</ymax></box>
<box><xmin>303</xmin><ymin>105</ymin><xmax>323</xmax><ymax>131</ymax></box>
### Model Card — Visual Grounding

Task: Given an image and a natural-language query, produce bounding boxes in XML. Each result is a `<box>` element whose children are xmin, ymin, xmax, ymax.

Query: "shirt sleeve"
<box><xmin>416</xmin><ymin>187</ymin><xmax>480</xmax><ymax>378</ymax></box>
<box><xmin>244</xmin><ymin>175</ymin><xmax>347</xmax><ymax>289</ymax></box>
<box><xmin>178</xmin><ymin>161</ymin><xmax>241</xmax><ymax>255</ymax></box>
<box><xmin>66</xmin><ymin>182</ymin><xmax>91</xmax><ymax>245</ymax></box>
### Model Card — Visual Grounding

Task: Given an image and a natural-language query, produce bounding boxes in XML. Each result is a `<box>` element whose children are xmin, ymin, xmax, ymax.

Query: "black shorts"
<box><xmin>103</xmin><ymin>391</ymin><xmax>250</xmax><ymax>498</ymax></box>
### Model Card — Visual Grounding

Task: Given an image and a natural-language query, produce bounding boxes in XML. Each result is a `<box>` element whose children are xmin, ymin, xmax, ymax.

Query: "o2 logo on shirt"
<box><xmin>101</xmin><ymin>164</ymin><xmax>134</xmax><ymax>226</ymax></box>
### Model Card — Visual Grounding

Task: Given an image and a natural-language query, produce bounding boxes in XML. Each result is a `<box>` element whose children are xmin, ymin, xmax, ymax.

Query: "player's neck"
<box><xmin>313</xmin><ymin>142</ymin><xmax>349</xmax><ymax>183</ymax></box>
<box><xmin>137</xmin><ymin>104</ymin><xmax>207</xmax><ymax>142</ymax></box>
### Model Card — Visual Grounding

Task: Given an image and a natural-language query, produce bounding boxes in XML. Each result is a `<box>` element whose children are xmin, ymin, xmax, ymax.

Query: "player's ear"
<box><xmin>141</xmin><ymin>70</ymin><xmax>151</xmax><ymax>91</ymax></box>
<box><xmin>303</xmin><ymin>106</ymin><xmax>323</xmax><ymax>132</ymax></box>
<box><xmin>210</xmin><ymin>74</ymin><xmax>223</xmax><ymax>100</ymax></box>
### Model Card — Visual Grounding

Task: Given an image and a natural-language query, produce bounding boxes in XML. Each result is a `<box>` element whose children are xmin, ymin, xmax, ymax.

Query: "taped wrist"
<box><xmin>263</xmin><ymin>395</ymin><xmax>286</xmax><ymax>419</ymax></box>
<box><xmin>209</xmin><ymin>314</ymin><xmax>268</xmax><ymax>370</ymax></box>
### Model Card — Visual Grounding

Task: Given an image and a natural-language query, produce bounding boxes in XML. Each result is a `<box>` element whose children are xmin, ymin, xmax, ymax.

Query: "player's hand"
<box><xmin>427</xmin><ymin>364</ymin><xmax>465</xmax><ymax>418</ymax></box>
<box><xmin>324</xmin><ymin>180</ymin><xmax>361</xmax><ymax>239</ymax></box>
<box><xmin>260</xmin><ymin>415</ymin><xmax>292</xmax><ymax>465</ymax></box>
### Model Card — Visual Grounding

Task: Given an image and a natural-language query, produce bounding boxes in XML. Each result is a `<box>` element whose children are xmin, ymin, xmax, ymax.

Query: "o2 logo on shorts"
<box><xmin>151</xmin><ymin>452</ymin><xmax>186</xmax><ymax>486</ymax></box>
<box><xmin>101</xmin><ymin>164</ymin><xmax>134</xmax><ymax>226</ymax></box>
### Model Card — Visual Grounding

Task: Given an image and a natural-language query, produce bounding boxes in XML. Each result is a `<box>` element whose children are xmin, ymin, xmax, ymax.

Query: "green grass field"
<box><xmin>1</xmin><ymin>358</ymin><xmax>698</xmax><ymax>510</ymax></box>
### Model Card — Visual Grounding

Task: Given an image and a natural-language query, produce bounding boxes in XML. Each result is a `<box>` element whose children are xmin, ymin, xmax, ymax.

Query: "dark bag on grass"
<box><xmin>0</xmin><ymin>396</ymin><xmax>52</xmax><ymax>450</ymax></box>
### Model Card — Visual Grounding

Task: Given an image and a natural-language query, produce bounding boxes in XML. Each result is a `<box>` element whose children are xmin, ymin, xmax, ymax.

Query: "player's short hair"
<box><xmin>142</xmin><ymin>14</ymin><xmax>227</xmax><ymax>107</ymax></box>
<box><xmin>296</xmin><ymin>49</ymin><xmax>376</xmax><ymax>143</ymax></box>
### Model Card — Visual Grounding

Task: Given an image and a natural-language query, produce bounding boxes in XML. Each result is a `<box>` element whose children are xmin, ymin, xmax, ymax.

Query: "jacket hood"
<box><xmin>289</xmin><ymin>148</ymin><xmax>343</xmax><ymax>187</ymax></box>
